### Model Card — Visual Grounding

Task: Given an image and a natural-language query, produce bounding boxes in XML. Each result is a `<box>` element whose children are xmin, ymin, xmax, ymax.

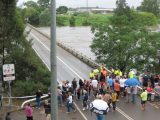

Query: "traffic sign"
<box><xmin>3</xmin><ymin>64</ymin><xmax>15</xmax><ymax>81</ymax></box>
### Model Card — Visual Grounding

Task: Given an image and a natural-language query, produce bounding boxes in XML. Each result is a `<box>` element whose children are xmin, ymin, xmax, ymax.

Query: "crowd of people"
<box><xmin>21</xmin><ymin>65</ymin><xmax>159</xmax><ymax>120</ymax></box>
<box><xmin>56</xmin><ymin>64</ymin><xmax>160</xmax><ymax>119</ymax></box>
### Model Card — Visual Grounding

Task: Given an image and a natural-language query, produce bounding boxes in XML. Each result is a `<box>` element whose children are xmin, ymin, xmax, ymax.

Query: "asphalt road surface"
<box><xmin>25</xmin><ymin>26</ymin><xmax>160</xmax><ymax>120</ymax></box>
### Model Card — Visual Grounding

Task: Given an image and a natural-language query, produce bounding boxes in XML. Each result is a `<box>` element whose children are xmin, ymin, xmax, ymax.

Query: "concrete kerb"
<box><xmin>27</xmin><ymin>24</ymin><xmax>111</xmax><ymax>73</ymax></box>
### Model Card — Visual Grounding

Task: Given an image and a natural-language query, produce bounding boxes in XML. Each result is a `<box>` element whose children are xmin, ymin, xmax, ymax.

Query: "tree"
<box><xmin>0</xmin><ymin>0</ymin><xmax>51</xmax><ymax>95</ymax></box>
<box><xmin>137</xmin><ymin>0</ymin><xmax>160</xmax><ymax>16</ymax></box>
<box><xmin>56</xmin><ymin>6</ymin><xmax>68</xmax><ymax>14</ymax></box>
<box><xmin>114</xmin><ymin>0</ymin><xmax>131</xmax><ymax>16</ymax></box>
<box><xmin>39</xmin><ymin>8</ymin><xmax>51</xmax><ymax>26</ymax></box>
<box><xmin>24</xmin><ymin>1</ymin><xmax>39</xmax><ymax>9</ymax></box>
<box><xmin>90</xmin><ymin>0</ymin><xmax>160</xmax><ymax>73</ymax></box>
<box><xmin>25</xmin><ymin>7</ymin><xmax>40</xmax><ymax>25</ymax></box>
<box><xmin>37</xmin><ymin>0</ymin><xmax>50</xmax><ymax>9</ymax></box>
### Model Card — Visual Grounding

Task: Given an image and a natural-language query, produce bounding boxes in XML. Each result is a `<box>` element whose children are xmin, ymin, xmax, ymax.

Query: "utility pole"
<box><xmin>50</xmin><ymin>0</ymin><xmax>58</xmax><ymax>120</ymax></box>
<box><xmin>86</xmin><ymin>0</ymin><xmax>89</xmax><ymax>14</ymax></box>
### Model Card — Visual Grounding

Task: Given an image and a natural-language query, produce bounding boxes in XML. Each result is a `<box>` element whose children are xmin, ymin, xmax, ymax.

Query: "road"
<box><xmin>25</xmin><ymin>26</ymin><xmax>160</xmax><ymax>120</ymax></box>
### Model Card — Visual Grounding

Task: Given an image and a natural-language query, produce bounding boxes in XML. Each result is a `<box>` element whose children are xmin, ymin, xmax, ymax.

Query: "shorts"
<box><xmin>141</xmin><ymin>100</ymin><xmax>146</xmax><ymax>104</ymax></box>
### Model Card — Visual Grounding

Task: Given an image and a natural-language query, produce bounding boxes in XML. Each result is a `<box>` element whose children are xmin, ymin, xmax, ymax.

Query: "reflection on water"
<box><xmin>38</xmin><ymin>26</ymin><xmax>96</xmax><ymax>60</ymax></box>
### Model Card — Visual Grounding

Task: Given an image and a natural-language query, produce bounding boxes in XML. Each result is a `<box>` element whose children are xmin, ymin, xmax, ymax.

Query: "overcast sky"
<box><xmin>17</xmin><ymin>0</ymin><xmax>143</xmax><ymax>8</ymax></box>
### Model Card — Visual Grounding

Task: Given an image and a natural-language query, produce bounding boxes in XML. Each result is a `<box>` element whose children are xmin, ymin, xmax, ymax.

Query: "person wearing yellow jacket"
<box><xmin>89</xmin><ymin>70</ymin><xmax>95</xmax><ymax>80</ymax></box>
<box><xmin>93</xmin><ymin>69</ymin><xmax>99</xmax><ymax>76</ymax></box>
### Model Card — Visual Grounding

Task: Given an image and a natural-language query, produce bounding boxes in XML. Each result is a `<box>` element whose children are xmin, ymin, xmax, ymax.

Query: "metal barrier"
<box><xmin>2</xmin><ymin>95</ymin><xmax>36</xmax><ymax>99</ymax></box>
<box><xmin>21</xmin><ymin>94</ymin><xmax>48</xmax><ymax>108</ymax></box>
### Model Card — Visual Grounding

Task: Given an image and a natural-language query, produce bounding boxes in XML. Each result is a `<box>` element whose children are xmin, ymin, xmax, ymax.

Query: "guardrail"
<box><xmin>2</xmin><ymin>95</ymin><xmax>36</xmax><ymax>99</ymax></box>
<box><xmin>21</xmin><ymin>94</ymin><xmax>48</xmax><ymax>108</ymax></box>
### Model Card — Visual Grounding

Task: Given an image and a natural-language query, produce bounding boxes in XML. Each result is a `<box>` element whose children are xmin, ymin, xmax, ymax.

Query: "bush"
<box><xmin>132</xmin><ymin>12</ymin><xmax>157</xmax><ymax>26</ymax></box>
<box><xmin>82</xmin><ymin>19</ymin><xmax>90</xmax><ymax>26</ymax></box>
<box><xmin>69</xmin><ymin>15</ymin><xmax>75</xmax><ymax>26</ymax></box>
<box><xmin>13</xmin><ymin>80</ymin><xmax>48</xmax><ymax>96</ymax></box>
<box><xmin>56</xmin><ymin>15</ymin><xmax>69</xmax><ymax>26</ymax></box>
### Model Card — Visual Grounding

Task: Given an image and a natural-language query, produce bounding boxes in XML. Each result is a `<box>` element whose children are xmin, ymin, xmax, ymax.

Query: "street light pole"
<box><xmin>50</xmin><ymin>0</ymin><xmax>58</xmax><ymax>120</ymax></box>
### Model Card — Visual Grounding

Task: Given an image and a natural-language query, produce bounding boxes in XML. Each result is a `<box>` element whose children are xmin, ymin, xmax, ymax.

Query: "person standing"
<box><xmin>125</xmin><ymin>86</ymin><xmax>131</xmax><ymax>103</ymax></box>
<box><xmin>103</xmin><ymin>92</ymin><xmax>112</xmax><ymax>110</ymax></box>
<box><xmin>82</xmin><ymin>90</ymin><xmax>88</xmax><ymax>111</ymax></box>
<box><xmin>72</xmin><ymin>78</ymin><xmax>77</xmax><ymax>96</ymax></box>
<box><xmin>95</xmin><ymin>95</ymin><xmax>106</xmax><ymax>120</ymax></box>
<box><xmin>92</xmin><ymin>78</ymin><xmax>98</xmax><ymax>97</ymax></box>
<box><xmin>5</xmin><ymin>112</ymin><xmax>12</xmax><ymax>120</ymax></box>
<box><xmin>57</xmin><ymin>86</ymin><xmax>63</xmax><ymax>106</ymax></box>
<box><xmin>131</xmin><ymin>86</ymin><xmax>138</xmax><ymax>104</ymax></box>
<box><xmin>89</xmin><ymin>70</ymin><xmax>95</xmax><ymax>80</ymax></box>
<box><xmin>107</xmin><ymin>76</ymin><xmax>114</xmax><ymax>91</ymax></box>
<box><xmin>66</xmin><ymin>92</ymin><xmax>76</xmax><ymax>113</ymax></box>
<box><xmin>25</xmin><ymin>103</ymin><xmax>33</xmax><ymax>120</ymax></box>
<box><xmin>0</xmin><ymin>94</ymin><xmax>2</xmax><ymax>108</ymax></box>
<box><xmin>114</xmin><ymin>80</ymin><xmax>120</xmax><ymax>101</ymax></box>
<box><xmin>44</xmin><ymin>100</ymin><xmax>51</xmax><ymax>120</ymax></box>
<box><xmin>111</xmin><ymin>91</ymin><xmax>117</xmax><ymax>111</ymax></box>
<box><xmin>119</xmin><ymin>76</ymin><xmax>126</xmax><ymax>97</ymax></box>
<box><xmin>140</xmin><ymin>89</ymin><xmax>148</xmax><ymax>111</ymax></box>
<box><xmin>36</xmin><ymin>89</ymin><xmax>42</xmax><ymax>109</ymax></box>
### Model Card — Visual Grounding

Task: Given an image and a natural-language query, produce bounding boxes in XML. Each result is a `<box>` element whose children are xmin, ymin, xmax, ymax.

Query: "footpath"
<box><xmin>0</xmin><ymin>104</ymin><xmax>84</xmax><ymax>120</ymax></box>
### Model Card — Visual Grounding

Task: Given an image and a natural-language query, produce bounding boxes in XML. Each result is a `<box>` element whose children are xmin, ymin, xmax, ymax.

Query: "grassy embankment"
<box><xmin>57</xmin><ymin>13</ymin><xmax>113</xmax><ymax>26</ymax></box>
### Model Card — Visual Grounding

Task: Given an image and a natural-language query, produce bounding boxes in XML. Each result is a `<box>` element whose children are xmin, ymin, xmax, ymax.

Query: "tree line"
<box><xmin>19</xmin><ymin>0</ymin><xmax>160</xmax><ymax>27</ymax></box>
<box><xmin>0</xmin><ymin>0</ymin><xmax>51</xmax><ymax>96</ymax></box>
<box><xmin>90</xmin><ymin>0</ymin><xmax>160</xmax><ymax>74</ymax></box>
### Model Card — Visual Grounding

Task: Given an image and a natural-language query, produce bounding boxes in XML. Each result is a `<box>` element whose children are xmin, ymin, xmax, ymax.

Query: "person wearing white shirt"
<box><xmin>119</xmin><ymin>77</ymin><xmax>126</xmax><ymax>97</ymax></box>
<box><xmin>91</xmin><ymin>79</ymin><xmax>98</xmax><ymax>97</ymax></box>
<box><xmin>66</xmin><ymin>92</ymin><xmax>76</xmax><ymax>113</ymax></box>
<box><xmin>92</xmin><ymin>79</ymin><xmax>98</xmax><ymax>89</ymax></box>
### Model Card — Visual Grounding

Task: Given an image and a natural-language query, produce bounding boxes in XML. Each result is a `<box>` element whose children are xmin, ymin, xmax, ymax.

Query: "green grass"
<box><xmin>57</xmin><ymin>13</ymin><xmax>113</xmax><ymax>26</ymax></box>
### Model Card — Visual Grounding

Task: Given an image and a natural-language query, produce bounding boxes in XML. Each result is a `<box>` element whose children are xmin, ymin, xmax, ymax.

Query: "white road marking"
<box><xmin>30</xmin><ymin>31</ymin><xmax>135</xmax><ymax>120</ymax></box>
<box><xmin>30</xmin><ymin>32</ymin><xmax>87</xmax><ymax>120</ymax></box>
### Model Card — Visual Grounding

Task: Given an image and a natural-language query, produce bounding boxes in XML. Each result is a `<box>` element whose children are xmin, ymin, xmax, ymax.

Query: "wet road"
<box><xmin>26</xmin><ymin>26</ymin><xmax>160</xmax><ymax>120</ymax></box>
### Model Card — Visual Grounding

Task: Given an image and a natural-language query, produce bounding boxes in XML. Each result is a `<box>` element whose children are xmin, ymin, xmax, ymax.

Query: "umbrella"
<box><xmin>125</xmin><ymin>78</ymin><xmax>140</xmax><ymax>86</ymax></box>
<box><xmin>90</xmin><ymin>99</ymin><xmax>109</xmax><ymax>115</ymax></box>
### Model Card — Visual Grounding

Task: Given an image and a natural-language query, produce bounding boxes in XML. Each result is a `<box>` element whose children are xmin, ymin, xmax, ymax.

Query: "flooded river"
<box><xmin>38</xmin><ymin>26</ymin><xmax>96</xmax><ymax>60</ymax></box>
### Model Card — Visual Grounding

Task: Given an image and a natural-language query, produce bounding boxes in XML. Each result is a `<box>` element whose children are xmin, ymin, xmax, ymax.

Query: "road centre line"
<box><xmin>30</xmin><ymin>33</ymin><xmax>84</xmax><ymax>80</ymax></box>
<box><xmin>28</xmin><ymin>36</ymin><xmax>61</xmax><ymax>82</ymax></box>
<box><xmin>30</xmin><ymin>31</ymin><xmax>134</xmax><ymax>120</ymax></box>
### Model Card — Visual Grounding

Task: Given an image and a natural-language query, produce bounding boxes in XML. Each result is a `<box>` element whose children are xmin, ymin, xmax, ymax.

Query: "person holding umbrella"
<box><xmin>90</xmin><ymin>95</ymin><xmax>109</xmax><ymax>120</ymax></box>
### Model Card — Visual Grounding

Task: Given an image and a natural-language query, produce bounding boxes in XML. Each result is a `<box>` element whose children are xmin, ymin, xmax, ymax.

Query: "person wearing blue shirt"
<box><xmin>107</xmin><ymin>76</ymin><xmax>114</xmax><ymax>91</ymax></box>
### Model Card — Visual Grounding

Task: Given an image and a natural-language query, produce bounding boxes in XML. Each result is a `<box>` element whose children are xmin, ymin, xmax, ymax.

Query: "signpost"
<box><xmin>3</xmin><ymin>64</ymin><xmax>15</xmax><ymax>105</ymax></box>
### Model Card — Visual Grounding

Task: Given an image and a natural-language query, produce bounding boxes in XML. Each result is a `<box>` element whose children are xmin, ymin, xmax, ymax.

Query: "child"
<box><xmin>140</xmin><ymin>89</ymin><xmax>148</xmax><ymax>111</ymax></box>
<box><xmin>82</xmin><ymin>90</ymin><xmax>88</xmax><ymax>111</ymax></box>
<box><xmin>112</xmin><ymin>91</ymin><xmax>117</xmax><ymax>111</ymax></box>
<box><xmin>25</xmin><ymin>103</ymin><xmax>33</xmax><ymax>120</ymax></box>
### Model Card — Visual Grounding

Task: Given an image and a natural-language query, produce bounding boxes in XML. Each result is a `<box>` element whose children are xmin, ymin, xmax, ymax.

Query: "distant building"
<box><xmin>76</xmin><ymin>7</ymin><xmax>98</xmax><ymax>13</ymax></box>
<box><xmin>91</xmin><ymin>8</ymin><xmax>114</xmax><ymax>13</ymax></box>
<box><xmin>75</xmin><ymin>7</ymin><xmax>114</xmax><ymax>13</ymax></box>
